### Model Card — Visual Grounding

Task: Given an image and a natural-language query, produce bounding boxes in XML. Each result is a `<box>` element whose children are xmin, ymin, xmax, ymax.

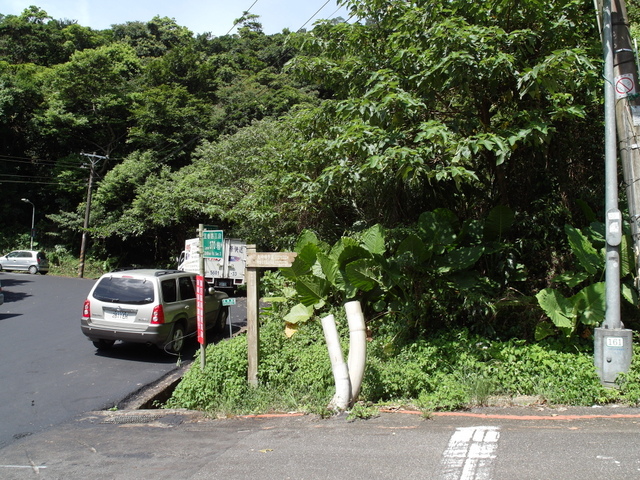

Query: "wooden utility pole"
<box><xmin>78</xmin><ymin>153</ymin><xmax>107</xmax><ymax>278</ymax></box>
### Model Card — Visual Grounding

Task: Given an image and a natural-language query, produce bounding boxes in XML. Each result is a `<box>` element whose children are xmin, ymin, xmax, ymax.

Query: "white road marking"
<box><xmin>441</xmin><ymin>426</ymin><xmax>500</xmax><ymax>480</ymax></box>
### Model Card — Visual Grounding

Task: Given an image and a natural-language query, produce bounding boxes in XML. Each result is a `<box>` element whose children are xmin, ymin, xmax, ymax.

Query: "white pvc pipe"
<box><xmin>321</xmin><ymin>314</ymin><xmax>351</xmax><ymax>410</ymax></box>
<box><xmin>344</xmin><ymin>301</ymin><xmax>367</xmax><ymax>404</ymax></box>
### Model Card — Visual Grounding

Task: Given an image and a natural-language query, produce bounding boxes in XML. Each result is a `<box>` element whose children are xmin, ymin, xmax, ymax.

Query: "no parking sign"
<box><xmin>615</xmin><ymin>73</ymin><xmax>636</xmax><ymax>99</ymax></box>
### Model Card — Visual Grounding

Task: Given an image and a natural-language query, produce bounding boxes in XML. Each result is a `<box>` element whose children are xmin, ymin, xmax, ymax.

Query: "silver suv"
<box><xmin>0</xmin><ymin>250</ymin><xmax>49</xmax><ymax>274</ymax></box>
<box><xmin>81</xmin><ymin>269</ymin><xmax>229</xmax><ymax>353</ymax></box>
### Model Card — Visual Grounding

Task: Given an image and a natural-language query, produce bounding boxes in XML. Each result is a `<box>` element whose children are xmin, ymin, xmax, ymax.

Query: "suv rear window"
<box><xmin>92</xmin><ymin>276</ymin><xmax>155</xmax><ymax>305</ymax></box>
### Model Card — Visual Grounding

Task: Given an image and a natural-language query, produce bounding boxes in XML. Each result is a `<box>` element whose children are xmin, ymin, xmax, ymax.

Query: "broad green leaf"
<box><xmin>619</xmin><ymin>233</ymin><xmax>635</xmax><ymax>278</ymax></box>
<box><xmin>447</xmin><ymin>270</ymin><xmax>481</xmax><ymax>290</ymax></box>
<box><xmin>418</xmin><ymin>209</ymin><xmax>458</xmax><ymax>254</ymax></box>
<box><xmin>435</xmin><ymin>246</ymin><xmax>484</xmax><ymax>273</ymax></box>
<box><xmin>295</xmin><ymin>230</ymin><xmax>320</xmax><ymax>252</ymax></box>
<box><xmin>571</xmin><ymin>282</ymin><xmax>605</xmax><ymax>327</ymax></box>
<box><xmin>622</xmin><ymin>281</ymin><xmax>638</xmax><ymax>305</ymax></box>
<box><xmin>552</xmin><ymin>271</ymin><xmax>590</xmax><ymax>288</ymax></box>
<box><xmin>395</xmin><ymin>234</ymin><xmax>429</xmax><ymax>263</ymax></box>
<box><xmin>317</xmin><ymin>251</ymin><xmax>339</xmax><ymax>286</ymax></box>
<box><xmin>534</xmin><ymin>322</ymin><xmax>557</xmax><ymax>341</ymax></box>
<box><xmin>564</xmin><ymin>224</ymin><xmax>601</xmax><ymax>276</ymax></box>
<box><xmin>261</xmin><ymin>297</ymin><xmax>287</xmax><ymax>303</ymax></box>
<box><xmin>345</xmin><ymin>258</ymin><xmax>379</xmax><ymax>292</ymax></box>
<box><xmin>483</xmin><ymin>205</ymin><xmax>514</xmax><ymax>241</ymax></box>
<box><xmin>535</xmin><ymin>288</ymin><xmax>574</xmax><ymax>330</ymax></box>
<box><xmin>360</xmin><ymin>224</ymin><xmax>386</xmax><ymax>255</ymax></box>
<box><xmin>336</xmin><ymin>243</ymin><xmax>371</xmax><ymax>269</ymax></box>
<box><xmin>328</xmin><ymin>237</ymin><xmax>360</xmax><ymax>263</ymax></box>
<box><xmin>284</xmin><ymin>303</ymin><xmax>314</xmax><ymax>324</ymax></box>
<box><xmin>280</xmin><ymin>243</ymin><xmax>320</xmax><ymax>280</ymax></box>
<box><xmin>295</xmin><ymin>276</ymin><xmax>329</xmax><ymax>307</ymax></box>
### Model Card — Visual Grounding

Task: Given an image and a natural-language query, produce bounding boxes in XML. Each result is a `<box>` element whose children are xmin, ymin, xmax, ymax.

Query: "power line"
<box><xmin>226</xmin><ymin>0</ymin><xmax>260</xmax><ymax>35</ymax></box>
<box><xmin>298</xmin><ymin>0</ymin><xmax>332</xmax><ymax>32</ymax></box>
<box><xmin>0</xmin><ymin>155</ymin><xmax>89</xmax><ymax>169</ymax></box>
<box><xmin>0</xmin><ymin>179</ymin><xmax>85</xmax><ymax>186</ymax></box>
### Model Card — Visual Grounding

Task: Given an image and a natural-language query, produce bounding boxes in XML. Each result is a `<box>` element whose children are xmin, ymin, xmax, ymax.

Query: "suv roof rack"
<box><xmin>154</xmin><ymin>269</ymin><xmax>183</xmax><ymax>276</ymax></box>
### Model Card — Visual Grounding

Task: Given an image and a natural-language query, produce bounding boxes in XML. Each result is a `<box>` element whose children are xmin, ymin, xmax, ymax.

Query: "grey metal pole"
<box><xmin>603</xmin><ymin>0</ymin><xmax>622</xmax><ymax>331</ymax></box>
<box><xmin>594</xmin><ymin>0</ymin><xmax>633</xmax><ymax>387</ymax></box>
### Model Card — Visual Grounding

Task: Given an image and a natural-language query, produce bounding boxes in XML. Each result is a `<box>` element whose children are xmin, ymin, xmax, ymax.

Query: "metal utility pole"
<box><xmin>78</xmin><ymin>153</ymin><xmax>107</xmax><ymax>278</ymax></box>
<box><xmin>594</xmin><ymin>0</ymin><xmax>634</xmax><ymax>386</ymax></box>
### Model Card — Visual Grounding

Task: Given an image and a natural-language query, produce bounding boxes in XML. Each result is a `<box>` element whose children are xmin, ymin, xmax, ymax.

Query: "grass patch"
<box><xmin>165</xmin><ymin>314</ymin><xmax>631</xmax><ymax>416</ymax></box>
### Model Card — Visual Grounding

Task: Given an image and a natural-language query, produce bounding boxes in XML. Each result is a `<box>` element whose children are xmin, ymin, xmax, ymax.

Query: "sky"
<box><xmin>2</xmin><ymin>0</ymin><xmax>354</xmax><ymax>36</ymax></box>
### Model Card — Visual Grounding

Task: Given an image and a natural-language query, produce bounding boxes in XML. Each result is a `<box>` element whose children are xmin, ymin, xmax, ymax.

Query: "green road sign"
<box><xmin>222</xmin><ymin>298</ymin><xmax>237</xmax><ymax>306</ymax></box>
<box><xmin>203</xmin><ymin>230</ymin><xmax>224</xmax><ymax>258</ymax></box>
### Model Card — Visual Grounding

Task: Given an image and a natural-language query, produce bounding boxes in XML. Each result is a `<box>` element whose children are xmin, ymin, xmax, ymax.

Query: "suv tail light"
<box><xmin>82</xmin><ymin>300</ymin><xmax>91</xmax><ymax>318</ymax></box>
<box><xmin>151</xmin><ymin>304</ymin><xmax>165</xmax><ymax>324</ymax></box>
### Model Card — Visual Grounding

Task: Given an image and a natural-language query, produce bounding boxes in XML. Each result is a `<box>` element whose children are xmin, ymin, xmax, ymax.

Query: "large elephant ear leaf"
<box><xmin>418</xmin><ymin>209</ymin><xmax>458</xmax><ymax>254</ymax></box>
<box><xmin>483</xmin><ymin>205</ymin><xmax>514</xmax><ymax>241</ymax></box>
<box><xmin>295</xmin><ymin>230</ymin><xmax>319</xmax><ymax>251</ymax></box>
<box><xmin>295</xmin><ymin>276</ymin><xmax>329</xmax><ymax>307</ymax></box>
<box><xmin>281</xmin><ymin>243</ymin><xmax>320</xmax><ymax>280</ymax></box>
<box><xmin>284</xmin><ymin>303</ymin><xmax>314</xmax><ymax>324</ymax></box>
<box><xmin>570</xmin><ymin>282</ymin><xmax>605</xmax><ymax>327</ymax></box>
<box><xmin>396</xmin><ymin>233</ymin><xmax>430</xmax><ymax>263</ymax></box>
<box><xmin>564</xmin><ymin>224</ymin><xmax>601</xmax><ymax>276</ymax></box>
<box><xmin>345</xmin><ymin>258</ymin><xmax>379</xmax><ymax>292</ymax></box>
<box><xmin>360</xmin><ymin>224</ymin><xmax>386</xmax><ymax>255</ymax></box>
<box><xmin>318</xmin><ymin>251</ymin><xmax>339</xmax><ymax>286</ymax></box>
<box><xmin>535</xmin><ymin>288</ymin><xmax>575</xmax><ymax>331</ymax></box>
<box><xmin>435</xmin><ymin>246</ymin><xmax>484</xmax><ymax>273</ymax></box>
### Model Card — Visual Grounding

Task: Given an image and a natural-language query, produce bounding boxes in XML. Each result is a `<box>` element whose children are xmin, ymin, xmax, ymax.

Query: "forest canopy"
<box><xmin>0</xmin><ymin>1</ymin><xmax>634</xmax><ymax>339</ymax></box>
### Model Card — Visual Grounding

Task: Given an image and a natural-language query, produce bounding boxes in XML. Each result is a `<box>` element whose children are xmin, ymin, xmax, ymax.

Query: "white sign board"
<box><xmin>615</xmin><ymin>74</ymin><xmax>636</xmax><ymax>99</ymax></box>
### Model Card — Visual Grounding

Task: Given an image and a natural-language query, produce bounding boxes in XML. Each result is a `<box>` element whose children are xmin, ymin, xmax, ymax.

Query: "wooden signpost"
<box><xmin>245</xmin><ymin>245</ymin><xmax>297</xmax><ymax>386</ymax></box>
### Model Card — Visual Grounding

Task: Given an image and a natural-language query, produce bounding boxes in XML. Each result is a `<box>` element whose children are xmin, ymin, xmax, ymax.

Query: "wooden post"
<box><xmin>246</xmin><ymin>245</ymin><xmax>259</xmax><ymax>386</ymax></box>
<box><xmin>244</xmin><ymin>248</ymin><xmax>297</xmax><ymax>386</ymax></box>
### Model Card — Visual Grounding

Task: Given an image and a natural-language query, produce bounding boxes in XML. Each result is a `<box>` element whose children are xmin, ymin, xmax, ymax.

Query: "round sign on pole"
<box><xmin>615</xmin><ymin>74</ymin><xmax>636</xmax><ymax>99</ymax></box>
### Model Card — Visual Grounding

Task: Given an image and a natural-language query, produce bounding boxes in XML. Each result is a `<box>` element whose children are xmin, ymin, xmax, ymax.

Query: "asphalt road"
<box><xmin>2</xmin><ymin>407</ymin><xmax>640</xmax><ymax>479</ymax></box>
<box><xmin>0</xmin><ymin>272</ymin><xmax>247</xmax><ymax>449</ymax></box>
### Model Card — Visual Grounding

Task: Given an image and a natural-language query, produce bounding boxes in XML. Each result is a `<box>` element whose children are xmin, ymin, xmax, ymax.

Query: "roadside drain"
<box><xmin>116</xmin><ymin>364</ymin><xmax>189</xmax><ymax>411</ymax></box>
<box><xmin>101</xmin><ymin>414</ymin><xmax>166</xmax><ymax>424</ymax></box>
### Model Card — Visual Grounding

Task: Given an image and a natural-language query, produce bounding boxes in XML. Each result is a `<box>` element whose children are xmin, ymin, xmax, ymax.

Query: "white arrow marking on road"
<box><xmin>440</xmin><ymin>426</ymin><xmax>500</xmax><ymax>480</ymax></box>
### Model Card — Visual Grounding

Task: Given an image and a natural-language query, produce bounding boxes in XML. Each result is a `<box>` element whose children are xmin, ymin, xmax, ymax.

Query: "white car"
<box><xmin>0</xmin><ymin>250</ymin><xmax>49</xmax><ymax>274</ymax></box>
<box><xmin>81</xmin><ymin>269</ymin><xmax>229</xmax><ymax>353</ymax></box>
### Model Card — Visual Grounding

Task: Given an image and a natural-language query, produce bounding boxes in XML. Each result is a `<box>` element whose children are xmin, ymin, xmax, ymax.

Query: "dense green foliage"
<box><xmin>278</xmin><ymin>207</ymin><xmax>523</xmax><ymax>340</ymax></box>
<box><xmin>3</xmin><ymin>1</ymin><xmax>640</xmax><ymax>410</ymax></box>
<box><xmin>166</xmin><ymin>308</ymin><xmax>633</xmax><ymax>414</ymax></box>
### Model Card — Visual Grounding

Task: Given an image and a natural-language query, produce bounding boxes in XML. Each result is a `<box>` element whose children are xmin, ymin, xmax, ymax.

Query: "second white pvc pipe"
<box><xmin>345</xmin><ymin>301</ymin><xmax>366</xmax><ymax>403</ymax></box>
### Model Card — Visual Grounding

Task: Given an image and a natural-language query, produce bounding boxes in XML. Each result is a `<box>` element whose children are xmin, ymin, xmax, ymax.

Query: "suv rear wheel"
<box><xmin>93</xmin><ymin>339</ymin><xmax>115</xmax><ymax>350</ymax></box>
<box><xmin>216</xmin><ymin>306</ymin><xmax>229</xmax><ymax>332</ymax></box>
<box><xmin>166</xmin><ymin>322</ymin><xmax>186</xmax><ymax>354</ymax></box>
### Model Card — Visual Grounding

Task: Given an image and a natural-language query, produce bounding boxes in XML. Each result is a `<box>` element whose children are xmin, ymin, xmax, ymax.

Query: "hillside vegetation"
<box><xmin>2</xmin><ymin>1</ymin><xmax>640</xmax><ymax>412</ymax></box>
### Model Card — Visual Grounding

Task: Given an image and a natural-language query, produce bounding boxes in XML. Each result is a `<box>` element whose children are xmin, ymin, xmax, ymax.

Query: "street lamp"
<box><xmin>21</xmin><ymin>198</ymin><xmax>35</xmax><ymax>250</ymax></box>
